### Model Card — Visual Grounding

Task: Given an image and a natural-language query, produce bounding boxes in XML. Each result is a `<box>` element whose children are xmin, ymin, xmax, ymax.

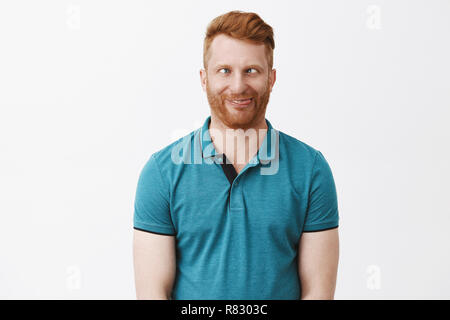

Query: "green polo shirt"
<box><xmin>133</xmin><ymin>115</ymin><xmax>339</xmax><ymax>300</ymax></box>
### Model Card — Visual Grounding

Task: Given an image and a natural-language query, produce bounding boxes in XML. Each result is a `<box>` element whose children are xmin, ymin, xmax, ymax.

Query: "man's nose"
<box><xmin>229</xmin><ymin>72</ymin><xmax>247</xmax><ymax>94</ymax></box>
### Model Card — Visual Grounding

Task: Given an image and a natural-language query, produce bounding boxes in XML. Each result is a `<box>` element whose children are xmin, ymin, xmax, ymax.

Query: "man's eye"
<box><xmin>247</xmin><ymin>68</ymin><xmax>257</xmax><ymax>73</ymax></box>
<box><xmin>219</xmin><ymin>68</ymin><xmax>230</xmax><ymax>74</ymax></box>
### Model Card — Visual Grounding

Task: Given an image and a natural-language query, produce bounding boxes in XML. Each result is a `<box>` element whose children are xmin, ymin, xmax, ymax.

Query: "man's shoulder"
<box><xmin>277</xmin><ymin>130</ymin><xmax>335</xmax><ymax>183</ymax></box>
<box><xmin>148</xmin><ymin>127</ymin><xmax>201</xmax><ymax>168</ymax></box>
<box><xmin>278</xmin><ymin>129</ymin><xmax>319</xmax><ymax>161</ymax></box>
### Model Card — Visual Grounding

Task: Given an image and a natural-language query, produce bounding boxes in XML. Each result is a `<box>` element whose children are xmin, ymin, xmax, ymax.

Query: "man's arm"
<box><xmin>133</xmin><ymin>229</ymin><xmax>176</xmax><ymax>300</ymax></box>
<box><xmin>298</xmin><ymin>227</ymin><xmax>339</xmax><ymax>300</ymax></box>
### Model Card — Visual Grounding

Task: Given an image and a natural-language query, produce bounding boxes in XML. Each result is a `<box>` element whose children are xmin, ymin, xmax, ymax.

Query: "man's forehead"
<box><xmin>208</xmin><ymin>35</ymin><xmax>268</xmax><ymax>69</ymax></box>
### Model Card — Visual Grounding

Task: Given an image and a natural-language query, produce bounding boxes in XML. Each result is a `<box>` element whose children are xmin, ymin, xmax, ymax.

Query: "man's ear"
<box><xmin>200</xmin><ymin>69</ymin><xmax>207</xmax><ymax>92</ymax></box>
<box><xmin>269</xmin><ymin>68</ymin><xmax>276</xmax><ymax>92</ymax></box>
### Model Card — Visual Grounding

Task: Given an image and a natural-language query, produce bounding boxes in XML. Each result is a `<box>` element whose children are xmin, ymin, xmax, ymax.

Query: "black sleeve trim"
<box><xmin>133</xmin><ymin>227</ymin><xmax>176</xmax><ymax>236</ymax></box>
<box><xmin>302</xmin><ymin>225</ymin><xmax>339</xmax><ymax>233</ymax></box>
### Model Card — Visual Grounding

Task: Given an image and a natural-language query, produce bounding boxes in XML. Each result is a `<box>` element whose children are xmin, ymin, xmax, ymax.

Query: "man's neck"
<box><xmin>208</xmin><ymin>114</ymin><xmax>268</xmax><ymax>170</ymax></box>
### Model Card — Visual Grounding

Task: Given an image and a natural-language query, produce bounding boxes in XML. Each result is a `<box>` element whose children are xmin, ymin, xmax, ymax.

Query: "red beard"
<box><xmin>206</xmin><ymin>78</ymin><xmax>272</xmax><ymax>130</ymax></box>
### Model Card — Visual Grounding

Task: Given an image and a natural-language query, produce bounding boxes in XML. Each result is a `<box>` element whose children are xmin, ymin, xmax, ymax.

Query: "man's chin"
<box><xmin>210</xmin><ymin>100</ymin><xmax>267</xmax><ymax>129</ymax></box>
<box><xmin>219</xmin><ymin>112</ymin><xmax>259</xmax><ymax>129</ymax></box>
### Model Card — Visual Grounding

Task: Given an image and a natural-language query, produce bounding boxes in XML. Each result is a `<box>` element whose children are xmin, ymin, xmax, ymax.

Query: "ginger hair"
<box><xmin>203</xmin><ymin>10</ymin><xmax>275</xmax><ymax>70</ymax></box>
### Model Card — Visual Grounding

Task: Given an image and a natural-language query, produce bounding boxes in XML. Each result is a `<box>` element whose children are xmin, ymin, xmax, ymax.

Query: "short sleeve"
<box><xmin>303</xmin><ymin>150</ymin><xmax>340</xmax><ymax>232</ymax></box>
<box><xmin>133</xmin><ymin>153</ymin><xmax>176</xmax><ymax>235</ymax></box>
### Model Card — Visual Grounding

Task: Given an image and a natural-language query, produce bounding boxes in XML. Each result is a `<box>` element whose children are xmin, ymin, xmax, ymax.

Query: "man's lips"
<box><xmin>226</xmin><ymin>98</ymin><xmax>253</xmax><ymax>106</ymax></box>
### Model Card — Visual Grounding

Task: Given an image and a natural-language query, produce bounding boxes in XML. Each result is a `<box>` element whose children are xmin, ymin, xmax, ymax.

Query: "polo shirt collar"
<box><xmin>199</xmin><ymin>115</ymin><xmax>277</xmax><ymax>163</ymax></box>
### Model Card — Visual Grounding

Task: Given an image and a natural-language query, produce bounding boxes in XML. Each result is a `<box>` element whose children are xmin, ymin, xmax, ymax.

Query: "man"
<box><xmin>133</xmin><ymin>10</ymin><xmax>339</xmax><ymax>300</ymax></box>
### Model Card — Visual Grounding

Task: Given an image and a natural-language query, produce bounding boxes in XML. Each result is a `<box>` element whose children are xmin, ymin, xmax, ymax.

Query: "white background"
<box><xmin>0</xmin><ymin>0</ymin><xmax>449</xmax><ymax>299</ymax></box>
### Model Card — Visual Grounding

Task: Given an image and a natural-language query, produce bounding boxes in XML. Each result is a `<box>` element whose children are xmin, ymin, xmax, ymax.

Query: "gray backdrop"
<box><xmin>0</xmin><ymin>0</ymin><xmax>449</xmax><ymax>299</ymax></box>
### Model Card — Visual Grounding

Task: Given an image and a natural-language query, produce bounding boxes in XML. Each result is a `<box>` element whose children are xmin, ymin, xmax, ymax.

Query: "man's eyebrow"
<box><xmin>214</xmin><ymin>64</ymin><xmax>265</xmax><ymax>71</ymax></box>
